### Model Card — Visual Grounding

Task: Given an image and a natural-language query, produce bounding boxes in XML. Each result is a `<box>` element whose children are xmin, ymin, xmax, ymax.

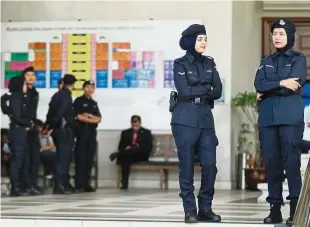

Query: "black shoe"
<box><xmin>33</xmin><ymin>185</ymin><xmax>44</xmax><ymax>194</ymax></box>
<box><xmin>286</xmin><ymin>200</ymin><xmax>298</xmax><ymax>226</ymax></box>
<box><xmin>198</xmin><ymin>210</ymin><xmax>221</xmax><ymax>222</ymax></box>
<box><xmin>10</xmin><ymin>188</ymin><xmax>29</xmax><ymax>197</ymax></box>
<box><xmin>29</xmin><ymin>187</ymin><xmax>43</xmax><ymax>196</ymax></box>
<box><xmin>120</xmin><ymin>186</ymin><xmax>128</xmax><ymax>190</ymax></box>
<box><xmin>185</xmin><ymin>211</ymin><xmax>198</xmax><ymax>223</ymax></box>
<box><xmin>84</xmin><ymin>185</ymin><xmax>96</xmax><ymax>192</ymax></box>
<box><xmin>264</xmin><ymin>204</ymin><xmax>283</xmax><ymax>224</ymax></box>
<box><xmin>53</xmin><ymin>185</ymin><xmax>72</xmax><ymax>194</ymax></box>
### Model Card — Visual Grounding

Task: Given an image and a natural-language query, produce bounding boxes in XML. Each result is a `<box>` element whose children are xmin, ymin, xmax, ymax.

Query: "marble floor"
<box><xmin>1</xmin><ymin>188</ymin><xmax>291</xmax><ymax>227</ymax></box>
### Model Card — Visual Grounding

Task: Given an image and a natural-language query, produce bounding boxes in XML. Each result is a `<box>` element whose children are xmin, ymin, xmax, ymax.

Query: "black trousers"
<box><xmin>40</xmin><ymin>150</ymin><xmax>56</xmax><ymax>175</ymax></box>
<box><xmin>118</xmin><ymin>149</ymin><xmax>148</xmax><ymax>188</ymax></box>
<box><xmin>171</xmin><ymin>124</ymin><xmax>218</xmax><ymax>212</ymax></box>
<box><xmin>74</xmin><ymin>128</ymin><xmax>97</xmax><ymax>188</ymax></box>
<box><xmin>28</xmin><ymin>129</ymin><xmax>40</xmax><ymax>187</ymax></box>
<box><xmin>52</xmin><ymin>127</ymin><xmax>74</xmax><ymax>188</ymax></box>
<box><xmin>8</xmin><ymin>126</ymin><xmax>31</xmax><ymax>190</ymax></box>
<box><xmin>259</xmin><ymin>125</ymin><xmax>303</xmax><ymax>204</ymax></box>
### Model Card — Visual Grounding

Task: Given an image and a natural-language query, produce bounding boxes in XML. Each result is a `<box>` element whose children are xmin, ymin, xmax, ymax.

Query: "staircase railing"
<box><xmin>293</xmin><ymin>157</ymin><xmax>310</xmax><ymax>227</ymax></box>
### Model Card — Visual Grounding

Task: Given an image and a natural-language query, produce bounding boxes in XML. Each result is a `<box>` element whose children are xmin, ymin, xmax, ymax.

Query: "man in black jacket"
<box><xmin>6</xmin><ymin>76</ymin><xmax>34</xmax><ymax>196</ymax></box>
<box><xmin>22</xmin><ymin>67</ymin><xmax>43</xmax><ymax>194</ymax></box>
<box><xmin>45</xmin><ymin>74</ymin><xmax>77</xmax><ymax>194</ymax></box>
<box><xmin>110</xmin><ymin>115</ymin><xmax>153</xmax><ymax>190</ymax></box>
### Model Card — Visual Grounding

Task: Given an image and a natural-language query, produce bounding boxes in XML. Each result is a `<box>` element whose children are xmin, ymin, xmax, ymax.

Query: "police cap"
<box><xmin>271</xmin><ymin>19</ymin><xmax>296</xmax><ymax>33</ymax></box>
<box><xmin>181</xmin><ymin>24</ymin><xmax>206</xmax><ymax>37</ymax></box>
<box><xmin>63</xmin><ymin>74</ymin><xmax>77</xmax><ymax>85</ymax></box>
<box><xmin>83</xmin><ymin>80</ymin><xmax>95</xmax><ymax>88</ymax></box>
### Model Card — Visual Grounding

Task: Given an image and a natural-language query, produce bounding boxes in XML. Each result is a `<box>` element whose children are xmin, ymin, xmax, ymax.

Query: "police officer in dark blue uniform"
<box><xmin>254</xmin><ymin>19</ymin><xmax>307</xmax><ymax>225</ymax></box>
<box><xmin>22</xmin><ymin>67</ymin><xmax>43</xmax><ymax>194</ymax></box>
<box><xmin>170</xmin><ymin>24</ymin><xmax>222</xmax><ymax>223</ymax></box>
<box><xmin>73</xmin><ymin>80</ymin><xmax>101</xmax><ymax>193</ymax></box>
<box><xmin>7</xmin><ymin>76</ymin><xmax>33</xmax><ymax>196</ymax></box>
<box><xmin>45</xmin><ymin>74</ymin><xmax>77</xmax><ymax>194</ymax></box>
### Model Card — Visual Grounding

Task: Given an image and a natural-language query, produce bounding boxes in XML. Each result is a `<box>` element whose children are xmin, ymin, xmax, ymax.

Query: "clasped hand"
<box><xmin>281</xmin><ymin>78</ymin><xmax>300</xmax><ymax>91</ymax></box>
<box><xmin>256</xmin><ymin>78</ymin><xmax>301</xmax><ymax>101</ymax></box>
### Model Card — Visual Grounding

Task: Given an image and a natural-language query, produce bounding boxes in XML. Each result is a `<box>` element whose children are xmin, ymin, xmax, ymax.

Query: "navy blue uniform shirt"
<box><xmin>45</xmin><ymin>87</ymin><xmax>74</xmax><ymax>129</ymax></box>
<box><xmin>73</xmin><ymin>95</ymin><xmax>101</xmax><ymax>129</ymax></box>
<box><xmin>171</xmin><ymin>52</ymin><xmax>222</xmax><ymax>128</ymax></box>
<box><xmin>254</xmin><ymin>50</ymin><xmax>307</xmax><ymax>127</ymax></box>
<box><xmin>10</xmin><ymin>92</ymin><xmax>33</xmax><ymax>127</ymax></box>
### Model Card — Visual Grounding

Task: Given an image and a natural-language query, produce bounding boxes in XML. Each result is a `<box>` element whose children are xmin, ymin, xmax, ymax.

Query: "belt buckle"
<box><xmin>194</xmin><ymin>97</ymin><xmax>201</xmax><ymax>104</ymax></box>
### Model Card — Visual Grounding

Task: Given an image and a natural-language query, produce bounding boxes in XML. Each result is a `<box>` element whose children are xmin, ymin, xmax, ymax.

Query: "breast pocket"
<box><xmin>186</xmin><ymin>70</ymin><xmax>200</xmax><ymax>86</ymax></box>
<box><xmin>265</xmin><ymin>66</ymin><xmax>277</xmax><ymax>81</ymax></box>
<box><xmin>200</xmin><ymin>69</ymin><xmax>212</xmax><ymax>85</ymax></box>
<box><xmin>282</xmin><ymin>64</ymin><xmax>292</xmax><ymax>78</ymax></box>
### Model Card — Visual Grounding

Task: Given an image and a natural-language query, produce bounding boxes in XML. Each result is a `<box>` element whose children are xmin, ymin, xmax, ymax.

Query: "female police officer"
<box><xmin>254</xmin><ymin>19</ymin><xmax>307</xmax><ymax>225</ymax></box>
<box><xmin>171</xmin><ymin>24</ymin><xmax>222</xmax><ymax>223</ymax></box>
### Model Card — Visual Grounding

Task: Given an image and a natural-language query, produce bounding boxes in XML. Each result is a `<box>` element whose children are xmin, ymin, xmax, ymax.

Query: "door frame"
<box><xmin>261</xmin><ymin>17</ymin><xmax>310</xmax><ymax>56</ymax></box>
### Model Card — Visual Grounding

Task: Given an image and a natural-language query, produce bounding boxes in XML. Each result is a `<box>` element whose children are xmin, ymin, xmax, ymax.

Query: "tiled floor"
<box><xmin>1</xmin><ymin>189</ymin><xmax>290</xmax><ymax>226</ymax></box>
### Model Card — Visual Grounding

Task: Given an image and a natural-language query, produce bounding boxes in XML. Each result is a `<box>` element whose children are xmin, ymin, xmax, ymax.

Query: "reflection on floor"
<box><xmin>1</xmin><ymin>189</ymin><xmax>289</xmax><ymax>227</ymax></box>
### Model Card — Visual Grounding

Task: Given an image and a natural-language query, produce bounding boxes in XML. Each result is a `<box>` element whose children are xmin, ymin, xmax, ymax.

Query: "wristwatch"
<box><xmin>280</xmin><ymin>81</ymin><xmax>284</xmax><ymax>87</ymax></box>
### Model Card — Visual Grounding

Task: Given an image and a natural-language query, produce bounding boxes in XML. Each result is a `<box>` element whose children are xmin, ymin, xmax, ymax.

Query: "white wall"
<box><xmin>1</xmin><ymin>1</ymin><xmax>233</xmax><ymax>189</ymax></box>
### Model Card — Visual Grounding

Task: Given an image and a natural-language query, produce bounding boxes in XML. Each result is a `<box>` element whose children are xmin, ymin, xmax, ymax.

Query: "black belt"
<box><xmin>177</xmin><ymin>97</ymin><xmax>211</xmax><ymax>105</ymax></box>
<box><xmin>261</xmin><ymin>93</ymin><xmax>301</xmax><ymax>101</ymax></box>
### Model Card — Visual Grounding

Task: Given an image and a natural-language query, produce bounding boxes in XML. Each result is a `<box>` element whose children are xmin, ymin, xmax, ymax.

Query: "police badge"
<box><xmin>279</xmin><ymin>19</ymin><xmax>285</xmax><ymax>25</ymax></box>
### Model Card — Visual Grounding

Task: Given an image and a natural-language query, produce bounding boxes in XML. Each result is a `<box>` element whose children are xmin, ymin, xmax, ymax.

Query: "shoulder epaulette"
<box><xmin>174</xmin><ymin>56</ymin><xmax>185</xmax><ymax>63</ymax></box>
<box><xmin>206</xmin><ymin>56</ymin><xmax>214</xmax><ymax>61</ymax></box>
<box><xmin>292</xmin><ymin>51</ymin><xmax>305</xmax><ymax>57</ymax></box>
<box><xmin>262</xmin><ymin>54</ymin><xmax>270</xmax><ymax>60</ymax></box>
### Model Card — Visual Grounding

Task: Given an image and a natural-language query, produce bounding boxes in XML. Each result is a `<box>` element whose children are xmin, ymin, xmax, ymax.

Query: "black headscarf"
<box><xmin>179</xmin><ymin>24</ymin><xmax>207</xmax><ymax>59</ymax></box>
<box><xmin>270</xmin><ymin>19</ymin><xmax>296</xmax><ymax>54</ymax></box>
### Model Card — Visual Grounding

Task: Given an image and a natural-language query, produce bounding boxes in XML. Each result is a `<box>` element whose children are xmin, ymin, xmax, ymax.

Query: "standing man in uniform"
<box><xmin>170</xmin><ymin>24</ymin><xmax>222</xmax><ymax>223</ymax></box>
<box><xmin>73</xmin><ymin>80</ymin><xmax>101</xmax><ymax>193</ymax></box>
<box><xmin>6</xmin><ymin>76</ymin><xmax>33</xmax><ymax>196</ymax></box>
<box><xmin>45</xmin><ymin>74</ymin><xmax>77</xmax><ymax>194</ymax></box>
<box><xmin>22</xmin><ymin>66</ymin><xmax>43</xmax><ymax>194</ymax></box>
<box><xmin>255</xmin><ymin>19</ymin><xmax>307</xmax><ymax>225</ymax></box>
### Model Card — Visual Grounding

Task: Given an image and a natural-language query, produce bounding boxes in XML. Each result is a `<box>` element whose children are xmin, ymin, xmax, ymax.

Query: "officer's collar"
<box><xmin>62</xmin><ymin>87</ymin><xmax>71</xmax><ymax>93</ymax></box>
<box><xmin>83</xmin><ymin>94</ymin><xmax>92</xmax><ymax>99</ymax></box>
<box><xmin>185</xmin><ymin>52</ymin><xmax>195</xmax><ymax>63</ymax></box>
<box><xmin>273</xmin><ymin>49</ymin><xmax>293</xmax><ymax>59</ymax></box>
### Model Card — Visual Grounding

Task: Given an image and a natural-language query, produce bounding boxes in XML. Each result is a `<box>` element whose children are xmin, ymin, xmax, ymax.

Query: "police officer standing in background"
<box><xmin>255</xmin><ymin>19</ymin><xmax>307</xmax><ymax>225</ymax></box>
<box><xmin>22</xmin><ymin>66</ymin><xmax>43</xmax><ymax>194</ymax></box>
<box><xmin>45</xmin><ymin>74</ymin><xmax>77</xmax><ymax>194</ymax></box>
<box><xmin>6</xmin><ymin>76</ymin><xmax>33</xmax><ymax>196</ymax></box>
<box><xmin>170</xmin><ymin>24</ymin><xmax>222</xmax><ymax>223</ymax></box>
<box><xmin>73</xmin><ymin>80</ymin><xmax>101</xmax><ymax>193</ymax></box>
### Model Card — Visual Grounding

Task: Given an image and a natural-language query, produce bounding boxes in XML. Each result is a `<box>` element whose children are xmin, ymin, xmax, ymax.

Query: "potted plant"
<box><xmin>232</xmin><ymin>91</ymin><xmax>267</xmax><ymax>190</ymax></box>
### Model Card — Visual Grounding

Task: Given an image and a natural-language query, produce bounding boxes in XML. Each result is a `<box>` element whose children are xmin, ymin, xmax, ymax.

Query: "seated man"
<box><xmin>37</xmin><ymin>120</ymin><xmax>56</xmax><ymax>177</ymax></box>
<box><xmin>1</xmin><ymin>129</ymin><xmax>11</xmax><ymax>176</ymax></box>
<box><xmin>110</xmin><ymin>115</ymin><xmax>153</xmax><ymax>190</ymax></box>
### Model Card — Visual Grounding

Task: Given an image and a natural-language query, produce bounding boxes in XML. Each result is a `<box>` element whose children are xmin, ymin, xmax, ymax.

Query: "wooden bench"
<box><xmin>115</xmin><ymin>133</ymin><xmax>201</xmax><ymax>189</ymax></box>
<box><xmin>116</xmin><ymin>161</ymin><xmax>201</xmax><ymax>190</ymax></box>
